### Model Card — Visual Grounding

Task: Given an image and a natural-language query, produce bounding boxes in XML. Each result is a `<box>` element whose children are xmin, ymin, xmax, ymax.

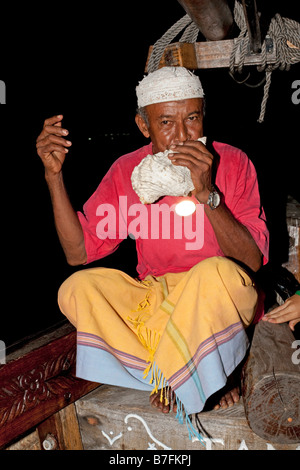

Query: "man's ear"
<box><xmin>135</xmin><ymin>114</ymin><xmax>150</xmax><ymax>138</ymax></box>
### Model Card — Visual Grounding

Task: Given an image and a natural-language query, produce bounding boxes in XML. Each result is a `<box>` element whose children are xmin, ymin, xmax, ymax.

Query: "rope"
<box><xmin>179</xmin><ymin>21</ymin><xmax>200</xmax><ymax>44</ymax></box>
<box><xmin>231</xmin><ymin>1</ymin><xmax>300</xmax><ymax>122</ymax></box>
<box><xmin>147</xmin><ymin>0</ymin><xmax>300</xmax><ymax>122</ymax></box>
<box><xmin>147</xmin><ymin>14</ymin><xmax>195</xmax><ymax>73</ymax></box>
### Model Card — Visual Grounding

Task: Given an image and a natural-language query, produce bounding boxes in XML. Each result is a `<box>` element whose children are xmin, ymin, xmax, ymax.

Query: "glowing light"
<box><xmin>175</xmin><ymin>200</ymin><xmax>196</xmax><ymax>217</ymax></box>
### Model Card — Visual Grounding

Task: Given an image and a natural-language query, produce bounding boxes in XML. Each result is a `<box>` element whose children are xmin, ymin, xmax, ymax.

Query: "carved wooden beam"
<box><xmin>0</xmin><ymin>326</ymin><xmax>99</xmax><ymax>448</ymax></box>
<box><xmin>145</xmin><ymin>38</ymin><xmax>276</xmax><ymax>71</ymax></box>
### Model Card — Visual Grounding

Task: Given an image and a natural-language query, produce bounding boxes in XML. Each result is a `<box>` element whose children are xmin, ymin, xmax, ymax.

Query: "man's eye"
<box><xmin>161</xmin><ymin>120</ymin><xmax>170</xmax><ymax>125</ymax></box>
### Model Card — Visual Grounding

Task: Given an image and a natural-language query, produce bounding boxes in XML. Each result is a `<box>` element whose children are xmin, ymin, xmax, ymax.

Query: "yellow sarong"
<box><xmin>58</xmin><ymin>256</ymin><xmax>257</xmax><ymax>439</ymax></box>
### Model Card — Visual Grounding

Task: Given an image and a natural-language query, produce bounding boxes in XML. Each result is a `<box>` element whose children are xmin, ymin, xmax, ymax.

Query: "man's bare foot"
<box><xmin>149</xmin><ymin>364</ymin><xmax>244</xmax><ymax>413</ymax></box>
<box><xmin>213</xmin><ymin>385</ymin><xmax>240</xmax><ymax>410</ymax></box>
<box><xmin>149</xmin><ymin>388</ymin><xmax>177</xmax><ymax>414</ymax></box>
<box><xmin>212</xmin><ymin>364</ymin><xmax>243</xmax><ymax>410</ymax></box>
<box><xmin>203</xmin><ymin>364</ymin><xmax>243</xmax><ymax>411</ymax></box>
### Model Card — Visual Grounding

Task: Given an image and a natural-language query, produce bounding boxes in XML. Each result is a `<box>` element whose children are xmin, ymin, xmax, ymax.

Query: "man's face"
<box><xmin>135</xmin><ymin>98</ymin><xmax>204</xmax><ymax>154</ymax></box>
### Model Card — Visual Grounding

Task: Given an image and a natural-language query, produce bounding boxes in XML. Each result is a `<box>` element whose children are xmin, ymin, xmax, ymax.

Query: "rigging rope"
<box><xmin>232</xmin><ymin>0</ymin><xmax>300</xmax><ymax>122</ymax></box>
<box><xmin>147</xmin><ymin>0</ymin><xmax>300</xmax><ymax>122</ymax></box>
<box><xmin>147</xmin><ymin>14</ymin><xmax>196</xmax><ymax>73</ymax></box>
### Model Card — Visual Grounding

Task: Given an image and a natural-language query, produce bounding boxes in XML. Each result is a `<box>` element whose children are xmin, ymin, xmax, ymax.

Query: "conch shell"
<box><xmin>131</xmin><ymin>137</ymin><xmax>207</xmax><ymax>204</ymax></box>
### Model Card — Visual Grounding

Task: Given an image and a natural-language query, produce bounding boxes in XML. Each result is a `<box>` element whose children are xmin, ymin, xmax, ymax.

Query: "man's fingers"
<box><xmin>36</xmin><ymin>134</ymin><xmax>72</xmax><ymax>158</ymax></box>
<box><xmin>44</xmin><ymin>115</ymin><xmax>64</xmax><ymax>127</ymax></box>
<box><xmin>264</xmin><ymin>302</ymin><xmax>287</xmax><ymax>316</ymax></box>
<box><xmin>44</xmin><ymin>124</ymin><xmax>68</xmax><ymax>135</ymax></box>
<box><xmin>170</xmin><ymin>154</ymin><xmax>209</xmax><ymax>167</ymax></box>
<box><xmin>36</xmin><ymin>134</ymin><xmax>72</xmax><ymax>150</ymax></box>
<box><xmin>264</xmin><ymin>300</ymin><xmax>297</xmax><ymax>319</ymax></box>
<box><xmin>38</xmin><ymin>143</ymin><xmax>70</xmax><ymax>156</ymax></box>
<box><xmin>36</xmin><ymin>115</ymin><xmax>68</xmax><ymax>144</ymax></box>
<box><xmin>168</xmin><ymin>143</ymin><xmax>212</xmax><ymax>168</ymax></box>
<box><xmin>170</xmin><ymin>141</ymin><xmax>212</xmax><ymax>160</ymax></box>
<box><xmin>169</xmin><ymin>151</ymin><xmax>211</xmax><ymax>172</ymax></box>
<box><xmin>264</xmin><ymin>310</ymin><xmax>299</xmax><ymax>323</ymax></box>
<box><xmin>37</xmin><ymin>125</ymin><xmax>69</xmax><ymax>143</ymax></box>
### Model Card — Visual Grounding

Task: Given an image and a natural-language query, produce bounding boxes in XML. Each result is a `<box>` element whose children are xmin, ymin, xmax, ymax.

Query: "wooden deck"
<box><xmin>75</xmin><ymin>385</ymin><xmax>299</xmax><ymax>451</ymax></box>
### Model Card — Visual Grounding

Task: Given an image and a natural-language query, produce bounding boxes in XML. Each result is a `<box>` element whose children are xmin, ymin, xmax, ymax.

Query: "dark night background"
<box><xmin>0</xmin><ymin>1</ymin><xmax>299</xmax><ymax>350</ymax></box>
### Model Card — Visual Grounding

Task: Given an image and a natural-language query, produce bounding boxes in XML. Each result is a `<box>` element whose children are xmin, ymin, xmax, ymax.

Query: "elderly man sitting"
<box><xmin>36</xmin><ymin>67</ymin><xmax>269</xmax><ymax>440</ymax></box>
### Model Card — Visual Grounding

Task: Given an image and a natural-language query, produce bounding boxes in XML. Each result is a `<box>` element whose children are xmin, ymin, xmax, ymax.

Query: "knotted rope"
<box><xmin>147</xmin><ymin>0</ymin><xmax>300</xmax><ymax>122</ymax></box>
<box><xmin>147</xmin><ymin>14</ymin><xmax>199</xmax><ymax>73</ymax></box>
<box><xmin>232</xmin><ymin>0</ymin><xmax>300</xmax><ymax>122</ymax></box>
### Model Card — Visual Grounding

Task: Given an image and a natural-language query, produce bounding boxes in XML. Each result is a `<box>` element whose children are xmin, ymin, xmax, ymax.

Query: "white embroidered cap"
<box><xmin>136</xmin><ymin>66</ymin><xmax>204</xmax><ymax>108</ymax></box>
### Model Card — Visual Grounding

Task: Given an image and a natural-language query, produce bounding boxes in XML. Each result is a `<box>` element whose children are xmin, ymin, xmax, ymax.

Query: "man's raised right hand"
<box><xmin>36</xmin><ymin>115</ymin><xmax>72</xmax><ymax>177</ymax></box>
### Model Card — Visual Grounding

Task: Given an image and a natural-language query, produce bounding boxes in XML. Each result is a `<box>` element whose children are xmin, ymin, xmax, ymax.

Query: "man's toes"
<box><xmin>220</xmin><ymin>389</ymin><xmax>240</xmax><ymax>409</ymax></box>
<box><xmin>149</xmin><ymin>391</ymin><xmax>170</xmax><ymax>413</ymax></box>
<box><xmin>218</xmin><ymin>395</ymin><xmax>230</xmax><ymax>409</ymax></box>
<box><xmin>231</xmin><ymin>387</ymin><xmax>240</xmax><ymax>403</ymax></box>
<box><xmin>162</xmin><ymin>403</ymin><xmax>170</xmax><ymax>413</ymax></box>
<box><xmin>149</xmin><ymin>393</ymin><xmax>160</xmax><ymax>408</ymax></box>
<box><xmin>224</xmin><ymin>392</ymin><xmax>234</xmax><ymax>407</ymax></box>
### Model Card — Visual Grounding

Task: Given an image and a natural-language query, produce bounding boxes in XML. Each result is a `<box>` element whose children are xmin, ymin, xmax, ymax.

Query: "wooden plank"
<box><xmin>195</xmin><ymin>40</ymin><xmax>234</xmax><ymax>68</ymax></box>
<box><xmin>146</xmin><ymin>43</ymin><xmax>198</xmax><ymax>71</ymax></box>
<box><xmin>194</xmin><ymin>39</ymin><xmax>277</xmax><ymax>68</ymax></box>
<box><xmin>37</xmin><ymin>404</ymin><xmax>83</xmax><ymax>450</ymax></box>
<box><xmin>145</xmin><ymin>38</ymin><xmax>277</xmax><ymax>71</ymax></box>
<box><xmin>241</xmin><ymin>320</ymin><xmax>300</xmax><ymax>444</ymax></box>
<box><xmin>0</xmin><ymin>327</ymin><xmax>99</xmax><ymax>449</ymax></box>
<box><xmin>75</xmin><ymin>385</ymin><xmax>300</xmax><ymax>450</ymax></box>
<box><xmin>58</xmin><ymin>404</ymin><xmax>83</xmax><ymax>449</ymax></box>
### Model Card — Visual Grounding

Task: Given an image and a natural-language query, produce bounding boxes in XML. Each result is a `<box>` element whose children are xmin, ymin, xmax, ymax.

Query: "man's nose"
<box><xmin>174</xmin><ymin>121</ymin><xmax>190</xmax><ymax>143</ymax></box>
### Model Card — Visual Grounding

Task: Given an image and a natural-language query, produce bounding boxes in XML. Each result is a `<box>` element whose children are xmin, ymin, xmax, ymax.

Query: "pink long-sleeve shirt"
<box><xmin>78</xmin><ymin>141</ymin><xmax>269</xmax><ymax>279</ymax></box>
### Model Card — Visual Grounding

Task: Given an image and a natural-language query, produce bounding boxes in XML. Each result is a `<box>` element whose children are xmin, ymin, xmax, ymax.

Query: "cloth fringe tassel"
<box><xmin>128</xmin><ymin>289</ymin><xmax>205</xmax><ymax>445</ymax></box>
<box><xmin>175</xmin><ymin>394</ymin><xmax>205</xmax><ymax>446</ymax></box>
<box><xmin>146</xmin><ymin>357</ymin><xmax>205</xmax><ymax>446</ymax></box>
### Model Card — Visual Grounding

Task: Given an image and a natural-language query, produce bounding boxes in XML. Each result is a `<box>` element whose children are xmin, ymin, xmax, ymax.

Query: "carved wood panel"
<box><xmin>0</xmin><ymin>331</ymin><xmax>99</xmax><ymax>448</ymax></box>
